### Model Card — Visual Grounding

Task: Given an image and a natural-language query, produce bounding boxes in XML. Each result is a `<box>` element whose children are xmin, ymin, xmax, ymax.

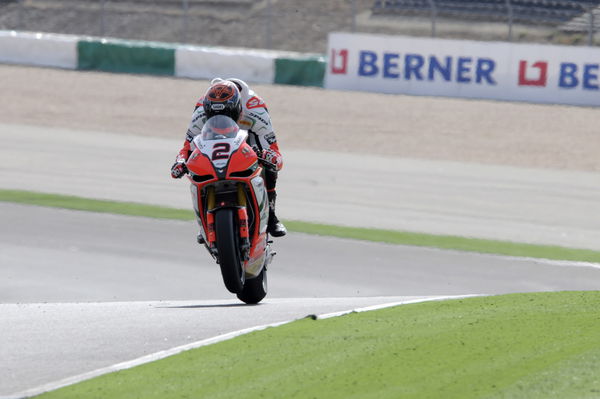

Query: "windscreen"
<box><xmin>201</xmin><ymin>115</ymin><xmax>240</xmax><ymax>141</ymax></box>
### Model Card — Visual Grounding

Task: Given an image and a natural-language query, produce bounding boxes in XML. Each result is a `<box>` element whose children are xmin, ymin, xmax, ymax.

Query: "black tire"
<box><xmin>215</xmin><ymin>209</ymin><xmax>244</xmax><ymax>294</ymax></box>
<box><xmin>237</xmin><ymin>267</ymin><xmax>267</xmax><ymax>304</ymax></box>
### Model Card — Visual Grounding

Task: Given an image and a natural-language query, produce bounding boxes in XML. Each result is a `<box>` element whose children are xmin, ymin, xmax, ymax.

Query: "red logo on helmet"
<box><xmin>246</xmin><ymin>96</ymin><xmax>266</xmax><ymax>109</ymax></box>
<box><xmin>207</xmin><ymin>83</ymin><xmax>235</xmax><ymax>102</ymax></box>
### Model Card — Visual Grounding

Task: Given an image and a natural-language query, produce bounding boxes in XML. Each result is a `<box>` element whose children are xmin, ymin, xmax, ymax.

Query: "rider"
<box><xmin>170</xmin><ymin>78</ymin><xmax>287</xmax><ymax>238</ymax></box>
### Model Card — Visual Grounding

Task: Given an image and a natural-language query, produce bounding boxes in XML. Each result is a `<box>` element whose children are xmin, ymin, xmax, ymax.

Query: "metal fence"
<box><xmin>0</xmin><ymin>0</ymin><xmax>365</xmax><ymax>52</ymax></box>
<box><xmin>373</xmin><ymin>0</ymin><xmax>600</xmax><ymax>45</ymax></box>
<box><xmin>1</xmin><ymin>0</ymin><xmax>599</xmax><ymax>51</ymax></box>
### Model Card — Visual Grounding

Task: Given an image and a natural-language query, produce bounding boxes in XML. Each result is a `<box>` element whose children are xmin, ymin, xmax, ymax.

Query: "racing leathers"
<box><xmin>172</xmin><ymin>78</ymin><xmax>287</xmax><ymax>237</ymax></box>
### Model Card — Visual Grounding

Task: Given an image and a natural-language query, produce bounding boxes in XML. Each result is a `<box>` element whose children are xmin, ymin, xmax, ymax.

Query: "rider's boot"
<box><xmin>267</xmin><ymin>191</ymin><xmax>287</xmax><ymax>237</ymax></box>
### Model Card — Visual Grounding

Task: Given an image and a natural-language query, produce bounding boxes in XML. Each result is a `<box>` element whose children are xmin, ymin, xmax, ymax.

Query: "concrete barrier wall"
<box><xmin>175</xmin><ymin>45</ymin><xmax>276</xmax><ymax>83</ymax></box>
<box><xmin>78</xmin><ymin>39</ymin><xmax>176</xmax><ymax>76</ymax></box>
<box><xmin>0</xmin><ymin>31</ymin><xmax>78</xmax><ymax>69</ymax></box>
<box><xmin>0</xmin><ymin>30</ymin><xmax>325</xmax><ymax>87</ymax></box>
<box><xmin>275</xmin><ymin>56</ymin><xmax>326</xmax><ymax>86</ymax></box>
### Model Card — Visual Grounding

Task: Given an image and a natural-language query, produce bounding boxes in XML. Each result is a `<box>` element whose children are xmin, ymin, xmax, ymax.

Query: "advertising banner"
<box><xmin>326</xmin><ymin>32</ymin><xmax>600</xmax><ymax>106</ymax></box>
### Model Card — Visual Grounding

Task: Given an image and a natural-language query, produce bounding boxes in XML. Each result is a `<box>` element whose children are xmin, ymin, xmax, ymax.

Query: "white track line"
<box><xmin>512</xmin><ymin>257</ymin><xmax>600</xmax><ymax>269</ymax></box>
<box><xmin>412</xmin><ymin>244</ymin><xmax>600</xmax><ymax>270</ymax></box>
<box><xmin>315</xmin><ymin>294</ymin><xmax>480</xmax><ymax>320</ymax></box>
<box><xmin>5</xmin><ymin>295</ymin><xmax>474</xmax><ymax>399</ymax></box>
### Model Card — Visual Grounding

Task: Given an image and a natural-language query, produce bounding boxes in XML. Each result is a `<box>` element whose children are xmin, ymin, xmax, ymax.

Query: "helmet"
<box><xmin>203</xmin><ymin>80</ymin><xmax>242</xmax><ymax>121</ymax></box>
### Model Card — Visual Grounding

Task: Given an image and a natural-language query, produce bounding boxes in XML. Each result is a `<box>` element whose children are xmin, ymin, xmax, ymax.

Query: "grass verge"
<box><xmin>2</xmin><ymin>189</ymin><xmax>600</xmax><ymax>263</ymax></box>
<box><xmin>0</xmin><ymin>189</ymin><xmax>194</xmax><ymax>220</ymax></box>
<box><xmin>36</xmin><ymin>291</ymin><xmax>600</xmax><ymax>399</ymax></box>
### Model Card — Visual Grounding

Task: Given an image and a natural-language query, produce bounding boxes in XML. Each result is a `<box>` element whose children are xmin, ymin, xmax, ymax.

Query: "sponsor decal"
<box><xmin>518</xmin><ymin>60</ymin><xmax>548</xmax><ymax>87</ymax></box>
<box><xmin>246</xmin><ymin>96</ymin><xmax>266</xmax><ymax>109</ymax></box>
<box><xmin>354</xmin><ymin>50</ymin><xmax>496</xmax><ymax>85</ymax></box>
<box><xmin>211</xmin><ymin>104</ymin><xmax>225</xmax><ymax>111</ymax></box>
<box><xmin>192</xmin><ymin>112</ymin><xmax>204</xmax><ymax>123</ymax></box>
<box><xmin>331</xmin><ymin>48</ymin><xmax>348</xmax><ymax>74</ymax></box>
<box><xmin>264</xmin><ymin>132</ymin><xmax>277</xmax><ymax>145</ymax></box>
<box><xmin>248</xmin><ymin>112</ymin><xmax>269</xmax><ymax>127</ymax></box>
<box><xmin>557</xmin><ymin>62</ymin><xmax>600</xmax><ymax>90</ymax></box>
<box><xmin>517</xmin><ymin>60</ymin><xmax>599</xmax><ymax>89</ymax></box>
<box><xmin>238</xmin><ymin>119</ymin><xmax>253</xmax><ymax>129</ymax></box>
<box><xmin>241</xmin><ymin>146</ymin><xmax>254</xmax><ymax>158</ymax></box>
<box><xmin>186</xmin><ymin>131</ymin><xmax>194</xmax><ymax>142</ymax></box>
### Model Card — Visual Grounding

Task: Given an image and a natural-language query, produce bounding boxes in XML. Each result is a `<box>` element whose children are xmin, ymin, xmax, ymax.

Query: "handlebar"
<box><xmin>257</xmin><ymin>157</ymin><xmax>277</xmax><ymax>171</ymax></box>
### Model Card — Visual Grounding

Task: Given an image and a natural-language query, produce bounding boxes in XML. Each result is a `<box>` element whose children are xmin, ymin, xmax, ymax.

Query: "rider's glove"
<box><xmin>251</xmin><ymin>145</ymin><xmax>262</xmax><ymax>157</ymax></box>
<box><xmin>171</xmin><ymin>161</ymin><xmax>187</xmax><ymax>179</ymax></box>
<box><xmin>261</xmin><ymin>149</ymin><xmax>281</xmax><ymax>170</ymax></box>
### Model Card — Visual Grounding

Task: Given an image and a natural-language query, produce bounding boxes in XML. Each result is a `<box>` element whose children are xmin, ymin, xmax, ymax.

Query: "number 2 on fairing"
<box><xmin>212</xmin><ymin>143</ymin><xmax>231</xmax><ymax>160</ymax></box>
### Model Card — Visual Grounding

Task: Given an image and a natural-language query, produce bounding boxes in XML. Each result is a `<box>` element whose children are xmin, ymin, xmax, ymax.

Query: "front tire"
<box><xmin>237</xmin><ymin>267</ymin><xmax>267</xmax><ymax>304</ymax></box>
<box><xmin>215</xmin><ymin>209</ymin><xmax>244</xmax><ymax>294</ymax></box>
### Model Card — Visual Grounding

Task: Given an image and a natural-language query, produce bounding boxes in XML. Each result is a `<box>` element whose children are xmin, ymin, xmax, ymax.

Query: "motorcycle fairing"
<box><xmin>192</xmin><ymin>129</ymin><xmax>248</xmax><ymax>176</ymax></box>
<box><xmin>185</xmin><ymin>117</ymin><xmax>270</xmax><ymax>279</ymax></box>
<box><xmin>250</xmin><ymin>176</ymin><xmax>268</xmax><ymax>234</ymax></box>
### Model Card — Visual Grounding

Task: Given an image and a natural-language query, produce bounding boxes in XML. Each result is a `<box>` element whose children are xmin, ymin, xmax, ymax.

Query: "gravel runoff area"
<box><xmin>2</xmin><ymin>64</ymin><xmax>600</xmax><ymax>172</ymax></box>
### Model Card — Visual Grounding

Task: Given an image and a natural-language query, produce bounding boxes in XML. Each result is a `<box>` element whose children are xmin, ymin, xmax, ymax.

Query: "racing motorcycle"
<box><xmin>185</xmin><ymin>115</ymin><xmax>275</xmax><ymax>304</ymax></box>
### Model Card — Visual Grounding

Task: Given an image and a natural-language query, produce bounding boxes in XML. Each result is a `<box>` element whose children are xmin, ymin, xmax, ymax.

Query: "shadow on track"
<box><xmin>157</xmin><ymin>303</ymin><xmax>262</xmax><ymax>309</ymax></box>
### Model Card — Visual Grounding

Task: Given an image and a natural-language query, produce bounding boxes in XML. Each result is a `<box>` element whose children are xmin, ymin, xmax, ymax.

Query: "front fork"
<box><xmin>206</xmin><ymin>186</ymin><xmax>216</xmax><ymax>245</ymax></box>
<box><xmin>205</xmin><ymin>184</ymin><xmax>251</xmax><ymax>261</ymax></box>
<box><xmin>237</xmin><ymin>184</ymin><xmax>251</xmax><ymax>261</ymax></box>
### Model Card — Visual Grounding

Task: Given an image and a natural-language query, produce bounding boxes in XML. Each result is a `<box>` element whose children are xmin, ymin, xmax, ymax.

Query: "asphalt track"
<box><xmin>2</xmin><ymin>121</ymin><xmax>600</xmax><ymax>396</ymax></box>
<box><xmin>1</xmin><ymin>123</ymin><xmax>600</xmax><ymax>250</ymax></box>
<box><xmin>2</xmin><ymin>203</ymin><xmax>600</xmax><ymax>396</ymax></box>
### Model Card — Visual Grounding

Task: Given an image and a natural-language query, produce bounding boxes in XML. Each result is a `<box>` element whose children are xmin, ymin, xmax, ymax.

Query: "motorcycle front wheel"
<box><xmin>237</xmin><ymin>267</ymin><xmax>267</xmax><ymax>304</ymax></box>
<box><xmin>215</xmin><ymin>208</ymin><xmax>245</xmax><ymax>294</ymax></box>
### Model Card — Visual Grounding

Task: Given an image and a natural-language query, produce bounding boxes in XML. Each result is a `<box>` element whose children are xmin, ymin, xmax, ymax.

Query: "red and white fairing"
<box><xmin>187</xmin><ymin>115</ymin><xmax>270</xmax><ymax>277</ymax></box>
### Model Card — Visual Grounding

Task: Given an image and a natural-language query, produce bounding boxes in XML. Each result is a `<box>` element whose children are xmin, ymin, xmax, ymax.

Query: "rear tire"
<box><xmin>237</xmin><ymin>267</ymin><xmax>267</xmax><ymax>304</ymax></box>
<box><xmin>215</xmin><ymin>209</ymin><xmax>244</xmax><ymax>294</ymax></box>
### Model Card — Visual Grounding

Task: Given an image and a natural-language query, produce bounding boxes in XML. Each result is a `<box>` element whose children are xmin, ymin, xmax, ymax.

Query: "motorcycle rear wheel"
<box><xmin>237</xmin><ymin>267</ymin><xmax>267</xmax><ymax>304</ymax></box>
<box><xmin>215</xmin><ymin>208</ymin><xmax>245</xmax><ymax>294</ymax></box>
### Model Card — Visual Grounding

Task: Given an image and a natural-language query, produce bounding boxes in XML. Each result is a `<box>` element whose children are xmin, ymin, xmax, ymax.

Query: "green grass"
<box><xmin>2</xmin><ymin>189</ymin><xmax>600</xmax><ymax>263</ymax></box>
<box><xmin>35</xmin><ymin>291</ymin><xmax>600</xmax><ymax>399</ymax></box>
<box><xmin>0</xmin><ymin>189</ymin><xmax>194</xmax><ymax>220</ymax></box>
<box><xmin>284</xmin><ymin>220</ymin><xmax>600</xmax><ymax>263</ymax></box>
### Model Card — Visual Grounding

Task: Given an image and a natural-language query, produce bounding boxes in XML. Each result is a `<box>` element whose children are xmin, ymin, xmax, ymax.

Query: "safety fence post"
<box><xmin>505</xmin><ymin>0</ymin><xmax>513</xmax><ymax>41</ymax></box>
<box><xmin>100</xmin><ymin>0</ymin><xmax>106</xmax><ymax>37</ymax></box>
<box><xmin>182</xmin><ymin>0</ymin><xmax>189</xmax><ymax>43</ymax></box>
<box><xmin>351</xmin><ymin>0</ymin><xmax>357</xmax><ymax>32</ymax></box>
<box><xmin>427</xmin><ymin>0</ymin><xmax>437</xmax><ymax>37</ymax></box>
<box><xmin>16</xmin><ymin>0</ymin><xmax>23</xmax><ymax>30</ymax></box>
<box><xmin>265</xmin><ymin>0</ymin><xmax>272</xmax><ymax>49</ymax></box>
<box><xmin>588</xmin><ymin>5</ymin><xmax>595</xmax><ymax>46</ymax></box>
